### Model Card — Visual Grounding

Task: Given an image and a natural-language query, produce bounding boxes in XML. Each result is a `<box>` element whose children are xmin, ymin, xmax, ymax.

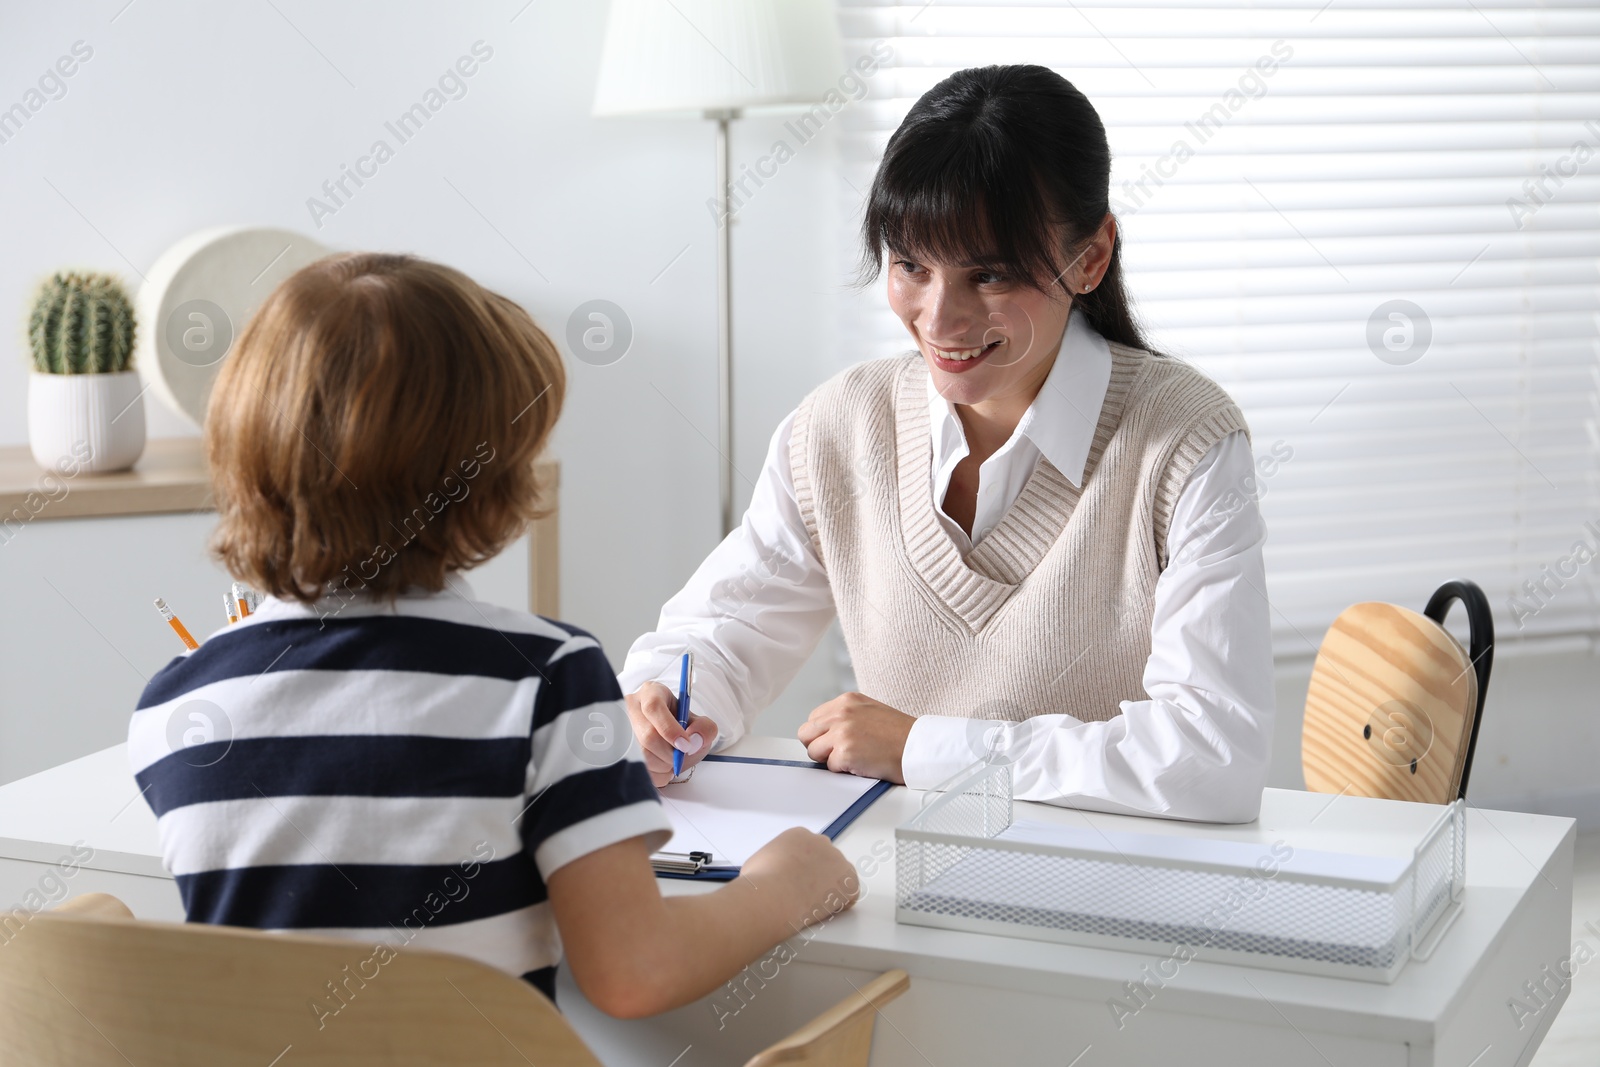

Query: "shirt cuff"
<box><xmin>901</xmin><ymin>716</ymin><xmax>986</xmax><ymax>791</ymax></box>
<box><xmin>616</xmin><ymin>652</ymin><xmax>681</xmax><ymax>699</ymax></box>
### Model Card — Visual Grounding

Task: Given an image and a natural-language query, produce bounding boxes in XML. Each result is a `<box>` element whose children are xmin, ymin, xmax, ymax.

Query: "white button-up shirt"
<box><xmin>620</xmin><ymin>312</ymin><xmax>1275</xmax><ymax>822</ymax></box>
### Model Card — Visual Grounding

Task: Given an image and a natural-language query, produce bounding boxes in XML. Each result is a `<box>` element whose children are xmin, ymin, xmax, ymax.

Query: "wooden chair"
<box><xmin>1303</xmin><ymin>579</ymin><xmax>1494</xmax><ymax>805</ymax></box>
<box><xmin>0</xmin><ymin>894</ymin><xmax>909</xmax><ymax>1067</ymax></box>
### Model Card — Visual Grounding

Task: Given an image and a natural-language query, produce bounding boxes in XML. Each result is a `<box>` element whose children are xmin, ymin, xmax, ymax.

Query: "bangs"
<box><xmin>860</xmin><ymin>119</ymin><xmax>1067</xmax><ymax>290</ymax></box>
<box><xmin>856</xmin><ymin>65</ymin><xmax>1149</xmax><ymax>351</ymax></box>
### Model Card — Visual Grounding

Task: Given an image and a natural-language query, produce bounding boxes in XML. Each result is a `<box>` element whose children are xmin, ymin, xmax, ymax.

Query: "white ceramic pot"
<box><xmin>27</xmin><ymin>371</ymin><xmax>147</xmax><ymax>474</ymax></box>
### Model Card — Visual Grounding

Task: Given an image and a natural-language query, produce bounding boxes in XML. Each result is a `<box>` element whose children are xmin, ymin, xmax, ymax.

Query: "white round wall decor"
<box><xmin>136</xmin><ymin>226</ymin><xmax>329</xmax><ymax>428</ymax></box>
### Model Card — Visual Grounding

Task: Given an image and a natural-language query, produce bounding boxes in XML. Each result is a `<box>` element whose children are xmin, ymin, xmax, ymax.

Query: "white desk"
<box><xmin>0</xmin><ymin>739</ymin><xmax>1576</xmax><ymax>1067</ymax></box>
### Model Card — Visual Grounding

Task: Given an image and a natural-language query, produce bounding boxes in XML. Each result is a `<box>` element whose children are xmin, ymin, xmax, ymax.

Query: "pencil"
<box><xmin>232</xmin><ymin>581</ymin><xmax>251</xmax><ymax>618</ymax></box>
<box><xmin>154</xmin><ymin>597</ymin><xmax>200</xmax><ymax>651</ymax></box>
<box><xmin>224</xmin><ymin>592</ymin><xmax>238</xmax><ymax>625</ymax></box>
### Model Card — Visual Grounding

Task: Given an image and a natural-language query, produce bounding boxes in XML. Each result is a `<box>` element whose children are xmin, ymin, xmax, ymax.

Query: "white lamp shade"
<box><xmin>593</xmin><ymin>0</ymin><xmax>842</xmax><ymax>117</ymax></box>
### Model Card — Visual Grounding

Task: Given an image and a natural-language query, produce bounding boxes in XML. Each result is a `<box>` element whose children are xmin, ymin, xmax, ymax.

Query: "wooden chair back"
<box><xmin>0</xmin><ymin>894</ymin><xmax>602</xmax><ymax>1067</ymax></box>
<box><xmin>1302</xmin><ymin>580</ymin><xmax>1493</xmax><ymax>805</ymax></box>
<box><xmin>745</xmin><ymin>968</ymin><xmax>910</xmax><ymax>1066</ymax></box>
<box><xmin>0</xmin><ymin>895</ymin><xmax>909</xmax><ymax>1067</ymax></box>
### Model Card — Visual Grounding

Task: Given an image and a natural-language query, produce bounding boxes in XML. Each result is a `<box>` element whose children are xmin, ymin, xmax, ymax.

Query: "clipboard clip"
<box><xmin>650</xmin><ymin>850</ymin><xmax>715</xmax><ymax>875</ymax></box>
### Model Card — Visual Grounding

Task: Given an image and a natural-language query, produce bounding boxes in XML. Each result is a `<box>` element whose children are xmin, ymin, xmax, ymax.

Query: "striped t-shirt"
<box><xmin>127</xmin><ymin>575</ymin><xmax>670</xmax><ymax>1002</ymax></box>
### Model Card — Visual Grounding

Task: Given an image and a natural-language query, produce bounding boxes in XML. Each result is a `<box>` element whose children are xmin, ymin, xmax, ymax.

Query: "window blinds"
<box><xmin>836</xmin><ymin>0</ymin><xmax>1600</xmax><ymax>658</ymax></box>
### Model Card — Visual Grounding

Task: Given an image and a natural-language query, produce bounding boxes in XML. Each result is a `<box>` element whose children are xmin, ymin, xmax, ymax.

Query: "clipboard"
<box><xmin>651</xmin><ymin>754</ymin><xmax>892</xmax><ymax>881</ymax></box>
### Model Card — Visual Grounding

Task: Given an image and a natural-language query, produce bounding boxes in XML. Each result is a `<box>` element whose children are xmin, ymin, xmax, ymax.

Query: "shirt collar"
<box><xmin>246</xmin><ymin>572</ymin><xmax>479</xmax><ymax>623</ymax></box>
<box><xmin>925</xmin><ymin>305</ymin><xmax>1113</xmax><ymax>487</ymax></box>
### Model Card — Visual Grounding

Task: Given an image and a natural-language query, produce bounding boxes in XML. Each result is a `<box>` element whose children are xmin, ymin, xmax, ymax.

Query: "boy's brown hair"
<box><xmin>206</xmin><ymin>252</ymin><xmax>564</xmax><ymax>604</ymax></box>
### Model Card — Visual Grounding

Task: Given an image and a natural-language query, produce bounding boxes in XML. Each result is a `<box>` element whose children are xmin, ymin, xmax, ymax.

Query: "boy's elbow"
<box><xmin>587</xmin><ymin>985</ymin><xmax>666</xmax><ymax>1020</ymax></box>
<box><xmin>578</xmin><ymin>971</ymin><xmax>671</xmax><ymax>1019</ymax></box>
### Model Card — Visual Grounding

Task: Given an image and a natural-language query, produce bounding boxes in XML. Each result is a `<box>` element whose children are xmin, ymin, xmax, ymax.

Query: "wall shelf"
<box><xmin>0</xmin><ymin>438</ymin><xmax>212</xmax><ymax>520</ymax></box>
<box><xmin>0</xmin><ymin>437</ymin><xmax>559</xmax><ymax>616</ymax></box>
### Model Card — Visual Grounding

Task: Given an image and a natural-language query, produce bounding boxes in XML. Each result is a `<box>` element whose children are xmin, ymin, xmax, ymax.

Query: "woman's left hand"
<box><xmin>798</xmin><ymin>692</ymin><xmax>916</xmax><ymax>783</ymax></box>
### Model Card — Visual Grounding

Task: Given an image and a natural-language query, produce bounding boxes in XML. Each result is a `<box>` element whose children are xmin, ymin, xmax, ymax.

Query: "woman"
<box><xmin>620</xmin><ymin>64</ymin><xmax>1275</xmax><ymax>823</ymax></box>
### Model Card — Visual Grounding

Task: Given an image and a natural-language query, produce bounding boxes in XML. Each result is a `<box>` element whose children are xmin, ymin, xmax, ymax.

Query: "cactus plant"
<box><xmin>27</xmin><ymin>272</ymin><xmax>137</xmax><ymax>375</ymax></box>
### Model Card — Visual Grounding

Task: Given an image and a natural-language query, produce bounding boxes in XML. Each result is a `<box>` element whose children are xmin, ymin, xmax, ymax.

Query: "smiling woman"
<box><xmin>858</xmin><ymin>64</ymin><xmax>1148</xmax><ymax>360</ymax></box>
<box><xmin>620</xmin><ymin>65</ymin><xmax>1276</xmax><ymax>825</ymax></box>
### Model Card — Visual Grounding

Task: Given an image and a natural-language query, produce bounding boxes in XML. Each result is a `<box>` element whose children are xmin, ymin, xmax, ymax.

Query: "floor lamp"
<box><xmin>593</xmin><ymin>0</ymin><xmax>842</xmax><ymax>536</ymax></box>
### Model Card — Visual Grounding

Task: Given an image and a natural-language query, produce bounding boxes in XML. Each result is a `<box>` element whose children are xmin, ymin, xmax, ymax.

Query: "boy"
<box><xmin>128</xmin><ymin>252</ymin><xmax>857</xmax><ymax>1018</ymax></box>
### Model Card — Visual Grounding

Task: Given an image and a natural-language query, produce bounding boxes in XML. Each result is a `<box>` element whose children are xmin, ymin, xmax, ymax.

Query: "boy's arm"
<box><xmin>529</xmin><ymin>626</ymin><xmax>858</xmax><ymax>1018</ymax></box>
<box><xmin>547</xmin><ymin>828</ymin><xmax>857</xmax><ymax>1019</ymax></box>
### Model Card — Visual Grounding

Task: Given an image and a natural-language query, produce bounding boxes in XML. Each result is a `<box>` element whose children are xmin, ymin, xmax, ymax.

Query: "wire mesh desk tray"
<box><xmin>895</xmin><ymin>761</ymin><xmax>1466</xmax><ymax>983</ymax></box>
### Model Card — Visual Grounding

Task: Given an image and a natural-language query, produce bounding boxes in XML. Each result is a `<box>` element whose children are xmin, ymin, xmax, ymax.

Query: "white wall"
<box><xmin>0</xmin><ymin>0</ymin><xmax>848</xmax><ymax>782</ymax></box>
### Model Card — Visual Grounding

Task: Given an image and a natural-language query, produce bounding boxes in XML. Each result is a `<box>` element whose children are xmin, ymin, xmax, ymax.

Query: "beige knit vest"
<box><xmin>789</xmin><ymin>343</ymin><xmax>1249</xmax><ymax>726</ymax></box>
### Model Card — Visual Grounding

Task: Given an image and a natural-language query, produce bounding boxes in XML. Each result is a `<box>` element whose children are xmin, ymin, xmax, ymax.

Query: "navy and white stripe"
<box><xmin>128</xmin><ymin>576</ymin><xmax>670</xmax><ymax>1000</ymax></box>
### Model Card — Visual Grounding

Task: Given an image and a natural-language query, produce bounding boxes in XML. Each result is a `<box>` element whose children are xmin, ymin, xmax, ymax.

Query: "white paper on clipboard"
<box><xmin>652</xmin><ymin>757</ymin><xmax>886</xmax><ymax>873</ymax></box>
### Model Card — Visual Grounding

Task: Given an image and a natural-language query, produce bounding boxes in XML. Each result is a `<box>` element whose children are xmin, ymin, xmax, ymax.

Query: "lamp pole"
<box><xmin>709</xmin><ymin>107</ymin><xmax>738</xmax><ymax>537</ymax></box>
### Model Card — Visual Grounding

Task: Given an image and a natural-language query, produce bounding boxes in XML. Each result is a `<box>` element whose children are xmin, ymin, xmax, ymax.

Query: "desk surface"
<box><xmin>0</xmin><ymin>737</ymin><xmax>1575</xmax><ymax>1054</ymax></box>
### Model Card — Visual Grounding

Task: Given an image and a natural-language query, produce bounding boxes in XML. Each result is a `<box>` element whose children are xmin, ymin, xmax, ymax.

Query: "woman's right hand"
<box><xmin>625</xmin><ymin>681</ymin><xmax>719</xmax><ymax>788</ymax></box>
<box><xmin>740</xmin><ymin>827</ymin><xmax>860</xmax><ymax>931</ymax></box>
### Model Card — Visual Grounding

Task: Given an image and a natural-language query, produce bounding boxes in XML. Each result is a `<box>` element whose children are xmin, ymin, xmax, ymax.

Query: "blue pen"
<box><xmin>672</xmin><ymin>651</ymin><xmax>694</xmax><ymax>778</ymax></box>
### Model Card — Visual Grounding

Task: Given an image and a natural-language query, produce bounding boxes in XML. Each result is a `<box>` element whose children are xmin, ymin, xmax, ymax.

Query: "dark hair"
<box><xmin>859</xmin><ymin>64</ymin><xmax>1152</xmax><ymax>352</ymax></box>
